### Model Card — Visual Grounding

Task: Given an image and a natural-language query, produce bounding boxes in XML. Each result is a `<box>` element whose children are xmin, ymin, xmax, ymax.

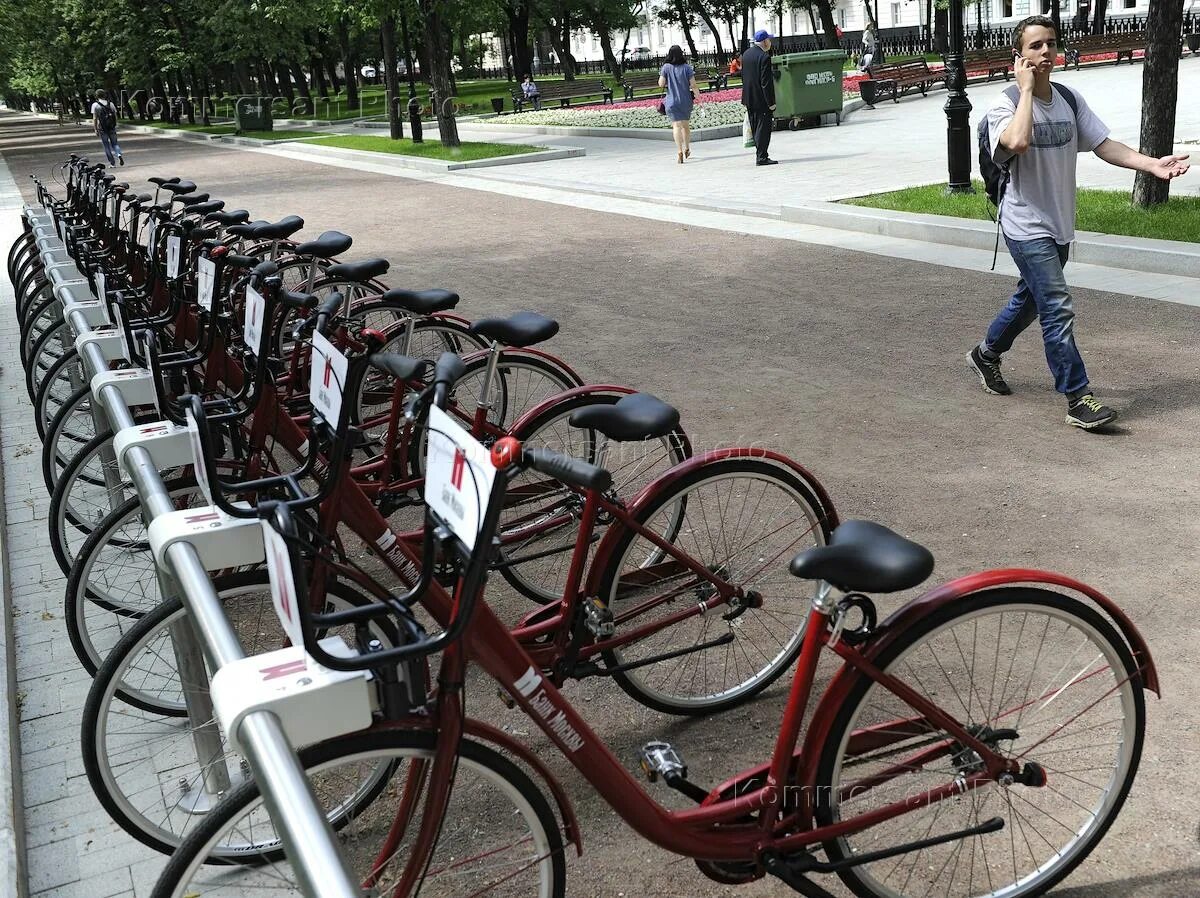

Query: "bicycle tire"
<box><xmin>65</xmin><ymin>479</ymin><xmax>206</xmax><ymax>675</ymax></box>
<box><xmin>41</xmin><ymin>382</ymin><xmax>98</xmax><ymax>490</ymax></box>
<box><xmin>813</xmin><ymin>588</ymin><xmax>1145</xmax><ymax>898</ymax></box>
<box><xmin>597</xmin><ymin>457</ymin><xmax>832</xmax><ymax>715</ymax></box>
<box><xmin>25</xmin><ymin>317</ymin><xmax>73</xmax><ymax>402</ymax></box>
<box><xmin>149</xmin><ymin>729</ymin><xmax>566</xmax><ymax>896</ymax></box>
<box><xmin>82</xmin><ymin>572</ymin><xmax>402</xmax><ymax>858</ymax></box>
<box><xmin>19</xmin><ymin>288</ymin><xmax>61</xmax><ymax>368</ymax></box>
<box><xmin>32</xmin><ymin>347</ymin><xmax>84</xmax><ymax>440</ymax></box>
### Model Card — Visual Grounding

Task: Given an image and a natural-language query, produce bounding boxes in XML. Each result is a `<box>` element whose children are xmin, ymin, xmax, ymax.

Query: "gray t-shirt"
<box><xmin>986</xmin><ymin>84</ymin><xmax>1109</xmax><ymax>244</ymax></box>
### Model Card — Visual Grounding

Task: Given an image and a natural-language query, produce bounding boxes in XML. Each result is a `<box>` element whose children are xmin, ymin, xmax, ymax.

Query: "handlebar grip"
<box><xmin>279</xmin><ymin>289</ymin><xmax>316</xmax><ymax>310</ymax></box>
<box><xmin>433</xmin><ymin>352</ymin><xmax>465</xmax><ymax>386</ymax></box>
<box><xmin>224</xmin><ymin>254</ymin><xmax>258</xmax><ymax>269</ymax></box>
<box><xmin>252</xmin><ymin>260</ymin><xmax>279</xmax><ymax>279</ymax></box>
<box><xmin>314</xmin><ymin>293</ymin><xmax>343</xmax><ymax>335</ymax></box>
<box><xmin>368</xmin><ymin>353</ymin><xmax>430</xmax><ymax>382</ymax></box>
<box><xmin>522</xmin><ymin>447</ymin><xmax>613</xmax><ymax>493</ymax></box>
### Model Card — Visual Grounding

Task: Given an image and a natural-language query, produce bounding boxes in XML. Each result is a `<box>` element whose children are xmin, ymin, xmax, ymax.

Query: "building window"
<box><xmin>890</xmin><ymin>3</ymin><xmax>901</xmax><ymax>25</ymax></box>
<box><xmin>839</xmin><ymin>9</ymin><xmax>847</xmax><ymax>28</ymax></box>
<box><xmin>1123</xmin><ymin>0</ymin><xmax>1136</xmax><ymax>6</ymax></box>
<box><xmin>1041</xmin><ymin>0</ymin><xmax>1052</xmax><ymax>11</ymax></box>
<box><xmin>1002</xmin><ymin>0</ymin><xmax>1013</xmax><ymax>17</ymax></box>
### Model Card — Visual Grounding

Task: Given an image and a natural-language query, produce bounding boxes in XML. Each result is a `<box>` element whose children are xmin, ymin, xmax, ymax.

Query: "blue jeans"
<box><xmin>98</xmin><ymin>129</ymin><xmax>122</xmax><ymax>164</ymax></box>
<box><xmin>984</xmin><ymin>236</ymin><xmax>1088</xmax><ymax>396</ymax></box>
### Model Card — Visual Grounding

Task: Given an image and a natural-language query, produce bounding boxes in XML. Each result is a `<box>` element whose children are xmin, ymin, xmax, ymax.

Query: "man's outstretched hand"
<box><xmin>1150</xmin><ymin>154</ymin><xmax>1190</xmax><ymax>180</ymax></box>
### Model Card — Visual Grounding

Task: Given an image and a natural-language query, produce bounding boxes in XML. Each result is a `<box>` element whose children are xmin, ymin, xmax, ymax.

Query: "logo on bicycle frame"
<box><xmin>513</xmin><ymin>667</ymin><xmax>584</xmax><ymax>752</ymax></box>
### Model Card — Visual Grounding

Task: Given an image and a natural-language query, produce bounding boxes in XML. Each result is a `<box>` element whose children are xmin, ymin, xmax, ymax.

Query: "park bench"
<box><xmin>620</xmin><ymin>72</ymin><xmax>664</xmax><ymax>101</ymax></box>
<box><xmin>511</xmin><ymin>79</ymin><xmax>614</xmax><ymax>112</ymax></box>
<box><xmin>1063</xmin><ymin>31</ymin><xmax>1146</xmax><ymax>69</ymax></box>
<box><xmin>962</xmin><ymin>47</ymin><xmax>1014</xmax><ymax>81</ymax></box>
<box><xmin>858</xmin><ymin>59</ymin><xmax>942</xmax><ymax>107</ymax></box>
<box><xmin>700</xmin><ymin>68</ymin><xmax>740</xmax><ymax>91</ymax></box>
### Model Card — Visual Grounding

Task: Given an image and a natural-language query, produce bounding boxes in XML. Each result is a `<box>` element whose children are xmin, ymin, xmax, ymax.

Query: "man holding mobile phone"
<box><xmin>967</xmin><ymin>15</ymin><xmax>1190</xmax><ymax>430</ymax></box>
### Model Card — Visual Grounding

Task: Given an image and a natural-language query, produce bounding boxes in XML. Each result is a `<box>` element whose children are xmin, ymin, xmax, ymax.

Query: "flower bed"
<box><xmin>504</xmin><ymin>99</ymin><xmax>746</xmax><ymax>129</ymax></box>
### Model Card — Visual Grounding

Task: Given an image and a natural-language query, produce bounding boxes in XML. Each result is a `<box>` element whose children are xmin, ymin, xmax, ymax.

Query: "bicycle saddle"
<box><xmin>325</xmin><ymin>258</ymin><xmax>390</xmax><ymax>282</ymax></box>
<box><xmin>469</xmin><ymin>311</ymin><xmax>558</xmax><ymax>347</ymax></box>
<box><xmin>569</xmin><ymin>393</ymin><xmax>679</xmax><ymax>442</ymax></box>
<box><xmin>206</xmin><ymin>209</ymin><xmax>250</xmax><ymax>226</ymax></box>
<box><xmin>174</xmin><ymin>192</ymin><xmax>210</xmax><ymax>205</ymax></box>
<box><xmin>185</xmin><ymin>200</ymin><xmax>225</xmax><ymax>217</ymax></box>
<box><xmin>789</xmin><ymin>520</ymin><xmax>934</xmax><ymax>594</ymax></box>
<box><xmin>148</xmin><ymin>176</ymin><xmax>181</xmax><ymax>186</ymax></box>
<box><xmin>160</xmin><ymin>180</ymin><xmax>198</xmax><ymax>195</ymax></box>
<box><xmin>247</xmin><ymin>215</ymin><xmax>305</xmax><ymax>240</ymax></box>
<box><xmin>381</xmin><ymin>287</ymin><xmax>459</xmax><ymax>315</ymax></box>
<box><xmin>226</xmin><ymin>220</ymin><xmax>269</xmax><ymax>238</ymax></box>
<box><xmin>294</xmin><ymin>230</ymin><xmax>352</xmax><ymax>259</ymax></box>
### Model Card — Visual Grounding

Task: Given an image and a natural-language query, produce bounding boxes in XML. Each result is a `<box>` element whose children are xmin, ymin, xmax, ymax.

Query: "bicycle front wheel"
<box><xmin>150</xmin><ymin>730</ymin><xmax>567</xmax><ymax>898</ymax></box>
<box><xmin>598</xmin><ymin>457</ymin><xmax>833</xmax><ymax>714</ymax></box>
<box><xmin>814</xmin><ymin>588</ymin><xmax>1146</xmax><ymax>898</ymax></box>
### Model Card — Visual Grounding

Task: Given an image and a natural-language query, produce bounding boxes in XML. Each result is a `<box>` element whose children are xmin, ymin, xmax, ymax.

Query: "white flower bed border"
<box><xmin>502</xmin><ymin>100</ymin><xmax>746</xmax><ymax>130</ymax></box>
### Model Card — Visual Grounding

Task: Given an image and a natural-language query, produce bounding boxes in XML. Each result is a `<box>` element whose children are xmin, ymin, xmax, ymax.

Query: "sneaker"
<box><xmin>1066</xmin><ymin>394</ymin><xmax>1117</xmax><ymax>430</ymax></box>
<box><xmin>118</xmin><ymin>154</ymin><xmax>124</xmax><ymax>166</ymax></box>
<box><xmin>967</xmin><ymin>346</ymin><xmax>1012</xmax><ymax>396</ymax></box>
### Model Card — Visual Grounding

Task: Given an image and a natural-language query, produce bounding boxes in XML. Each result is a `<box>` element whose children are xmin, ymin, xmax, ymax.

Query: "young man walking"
<box><xmin>740</xmin><ymin>30</ymin><xmax>777</xmax><ymax>166</ymax></box>
<box><xmin>968</xmin><ymin>15</ymin><xmax>1189</xmax><ymax>430</ymax></box>
<box><xmin>91</xmin><ymin>89</ymin><xmax>124</xmax><ymax>166</ymax></box>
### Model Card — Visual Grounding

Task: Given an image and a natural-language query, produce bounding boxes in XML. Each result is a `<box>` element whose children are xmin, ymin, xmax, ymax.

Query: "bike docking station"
<box><xmin>22</xmin><ymin>194</ymin><xmax>369</xmax><ymax>897</ymax></box>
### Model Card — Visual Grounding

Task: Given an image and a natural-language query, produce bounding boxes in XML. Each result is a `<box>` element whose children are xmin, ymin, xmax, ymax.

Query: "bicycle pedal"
<box><xmin>639</xmin><ymin>741</ymin><xmax>686</xmax><ymax>783</ymax></box>
<box><xmin>584</xmin><ymin>597</ymin><xmax>614</xmax><ymax>638</ymax></box>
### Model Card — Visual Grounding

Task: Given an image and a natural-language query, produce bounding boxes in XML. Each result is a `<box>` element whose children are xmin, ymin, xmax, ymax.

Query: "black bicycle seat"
<box><xmin>148</xmin><ymin>176</ymin><xmax>182</xmax><ymax>186</ymax></box>
<box><xmin>469</xmin><ymin>311</ymin><xmax>558</xmax><ymax>347</ymax></box>
<box><xmin>185</xmin><ymin>200</ymin><xmax>225</xmax><ymax>217</ymax></box>
<box><xmin>569</xmin><ymin>393</ymin><xmax>679</xmax><ymax>442</ymax></box>
<box><xmin>789</xmin><ymin>520</ymin><xmax>934</xmax><ymax>594</ymax></box>
<box><xmin>294</xmin><ymin>230</ymin><xmax>353</xmax><ymax>260</ymax></box>
<box><xmin>248</xmin><ymin>215</ymin><xmax>305</xmax><ymax>240</ymax></box>
<box><xmin>160</xmin><ymin>180</ymin><xmax>198</xmax><ymax>195</ymax></box>
<box><xmin>227</xmin><ymin>220</ymin><xmax>269</xmax><ymax>238</ymax></box>
<box><xmin>381</xmin><ymin>288</ymin><xmax>459</xmax><ymax>315</ymax></box>
<box><xmin>325</xmin><ymin>258</ymin><xmax>390</xmax><ymax>282</ymax></box>
<box><xmin>206</xmin><ymin>209</ymin><xmax>251</xmax><ymax>226</ymax></box>
<box><xmin>174</xmin><ymin>192</ymin><xmax>210</xmax><ymax>205</ymax></box>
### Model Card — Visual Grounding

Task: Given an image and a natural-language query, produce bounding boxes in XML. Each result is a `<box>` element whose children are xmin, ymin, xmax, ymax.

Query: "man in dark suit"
<box><xmin>741</xmin><ymin>30</ymin><xmax>777</xmax><ymax>165</ymax></box>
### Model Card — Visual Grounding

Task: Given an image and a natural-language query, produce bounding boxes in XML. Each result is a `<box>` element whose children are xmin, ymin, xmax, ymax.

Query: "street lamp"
<box><xmin>943</xmin><ymin>0</ymin><xmax>973</xmax><ymax>192</ymax></box>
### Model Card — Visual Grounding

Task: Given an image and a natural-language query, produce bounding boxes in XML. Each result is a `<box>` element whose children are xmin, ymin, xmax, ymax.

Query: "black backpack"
<box><xmin>978</xmin><ymin>82</ymin><xmax>1078</xmax><ymax>210</ymax></box>
<box><xmin>95</xmin><ymin>100</ymin><xmax>117</xmax><ymax>132</ymax></box>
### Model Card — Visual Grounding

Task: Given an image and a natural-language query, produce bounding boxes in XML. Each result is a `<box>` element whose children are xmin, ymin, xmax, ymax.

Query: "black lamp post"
<box><xmin>400</xmin><ymin>8</ymin><xmax>423</xmax><ymax>143</ymax></box>
<box><xmin>944</xmin><ymin>0</ymin><xmax>973</xmax><ymax>193</ymax></box>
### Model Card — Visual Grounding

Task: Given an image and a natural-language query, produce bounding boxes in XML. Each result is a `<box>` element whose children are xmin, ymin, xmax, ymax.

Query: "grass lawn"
<box><xmin>141</xmin><ymin>122</ymin><xmax>234</xmax><ymax>134</ymax></box>
<box><xmin>842</xmin><ymin>180</ymin><xmax>1200</xmax><ymax>244</ymax></box>
<box><xmin>310</xmin><ymin>135</ymin><xmax>543</xmax><ymax>161</ymax></box>
<box><xmin>233</xmin><ymin>130</ymin><xmax>326</xmax><ymax>140</ymax></box>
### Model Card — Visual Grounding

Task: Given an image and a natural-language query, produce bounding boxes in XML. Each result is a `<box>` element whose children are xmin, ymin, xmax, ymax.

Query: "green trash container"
<box><xmin>770</xmin><ymin>50</ymin><xmax>845</xmax><ymax>129</ymax></box>
<box><xmin>233</xmin><ymin>96</ymin><xmax>273</xmax><ymax>134</ymax></box>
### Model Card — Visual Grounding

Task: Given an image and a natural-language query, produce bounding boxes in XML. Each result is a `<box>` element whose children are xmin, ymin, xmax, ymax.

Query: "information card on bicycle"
<box><xmin>309</xmin><ymin>330</ymin><xmax>347</xmax><ymax>427</ymax></box>
<box><xmin>166</xmin><ymin>235</ymin><xmax>181</xmax><ymax>279</ymax></box>
<box><xmin>262</xmin><ymin>520</ymin><xmax>304</xmax><ymax>649</ymax></box>
<box><xmin>243</xmin><ymin>285</ymin><xmax>265</xmax><ymax>356</ymax></box>
<box><xmin>425</xmin><ymin>405</ymin><xmax>496</xmax><ymax>551</ymax></box>
<box><xmin>196</xmin><ymin>257</ymin><xmax>216</xmax><ymax>311</ymax></box>
<box><xmin>184</xmin><ymin>407</ymin><xmax>214</xmax><ymax>508</ymax></box>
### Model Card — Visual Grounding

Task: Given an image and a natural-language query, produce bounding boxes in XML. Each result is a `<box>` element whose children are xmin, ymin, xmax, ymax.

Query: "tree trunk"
<box><xmin>151</xmin><ymin>73</ymin><xmax>169</xmax><ymax>121</ymax></box>
<box><xmin>381</xmin><ymin>16</ymin><xmax>403</xmax><ymax>139</ymax></box>
<box><xmin>234</xmin><ymin>60</ymin><xmax>252</xmax><ymax>95</ymax></box>
<box><xmin>338</xmin><ymin>19</ymin><xmax>361</xmax><ymax>109</ymax></box>
<box><xmin>322</xmin><ymin>35</ymin><xmax>342</xmax><ymax>94</ymax></box>
<box><xmin>275</xmin><ymin>61</ymin><xmax>296</xmax><ymax>108</ymax></box>
<box><xmin>807</xmin><ymin>6</ymin><xmax>819</xmax><ymax>35</ymax></box>
<box><xmin>544</xmin><ymin>18</ymin><xmax>578</xmax><ymax>79</ymax></box>
<box><xmin>290</xmin><ymin>60</ymin><xmax>313</xmax><ymax>115</ymax></box>
<box><xmin>815</xmin><ymin>1</ymin><xmax>841</xmax><ymax>49</ymax></box>
<box><xmin>925</xmin><ymin>0</ymin><xmax>933</xmax><ymax>50</ymax></box>
<box><xmin>311</xmin><ymin>54</ymin><xmax>329</xmax><ymax>98</ymax></box>
<box><xmin>1050</xmin><ymin>0</ymin><xmax>1062</xmax><ymax>40</ymax></box>
<box><xmin>507</xmin><ymin>1</ymin><xmax>534</xmax><ymax>78</ymax></box>
<box><xmin>599</xmin><ymin>30</ymin><xmax>621</xmax><ymax>76</ymax></box>
<box><xmin>862</xmin><ymin>0</ymin><xmax>879</xmax><ymax>30</ymax></box>
<box><xmin>674</xmin><ymin>2</ymin><xmax>699</xmax><ymax>57</ymax></box>
<box><xmin>419</xmin><ymin>0</ymin><xmax>459</xmax><ymax>146</ymax></box>
<box><xmin>1132</xmin><ymin>0</ymin><xmax>1184</xmax><ymax>207</ymax></box>
<box><xmin>934</xmin><ymin>5</ymin><xmax>948</xmax><ymax>54</ymax></box>
<box><xmin>1092</xmin><ymin>0</ymin><xmax>1109</xmax><ymax>34</ymax></box>
<box><xmin>725</xmin><ymin>18</ymin><xmax>737</xmax><ymax>54</ymax></box>
<box><xmin>692</xmin><ymin>2</ymin><xmax>727</xmax><ymax>63</ymax></box>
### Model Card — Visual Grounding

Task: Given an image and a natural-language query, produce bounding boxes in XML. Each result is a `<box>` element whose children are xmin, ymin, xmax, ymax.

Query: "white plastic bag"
<box><xmin>743</xmin><ymin>110</ymin><xmax>754</xmax><ymax>148</ymax></box>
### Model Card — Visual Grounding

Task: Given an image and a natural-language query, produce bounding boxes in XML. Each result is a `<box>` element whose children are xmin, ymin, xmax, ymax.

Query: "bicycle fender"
<box><xmin>871</xmin><ymin>570</ymin><xmax>1160</xmax><ymax>696</ymax></box>
<box><xmin>508</xmin><ymin>383</ymin><xmax>640</xmax><ymax>436</ymax></box>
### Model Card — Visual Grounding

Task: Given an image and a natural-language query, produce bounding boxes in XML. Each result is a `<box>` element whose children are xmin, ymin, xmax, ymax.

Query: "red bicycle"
<box><xmin>152</xmin><ymin>404</ymin><xmax>1155</xmax><ymax>898</ymax></box>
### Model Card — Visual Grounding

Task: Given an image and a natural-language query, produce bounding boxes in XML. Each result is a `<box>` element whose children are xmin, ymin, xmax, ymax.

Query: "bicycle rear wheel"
<box><xmin>149</xmin><ymin>730</ymin><xmax>567</xmax><ymax>897</ymax></box>
<box><xmin>598</xmin><ymin>457</ymin><xmax>833</xmax><ymax>715</ymax></box>
<box><xmin>813</xmin><ymin>588</ymin><xmax>1145</xmax><ymax>898</ymax></box>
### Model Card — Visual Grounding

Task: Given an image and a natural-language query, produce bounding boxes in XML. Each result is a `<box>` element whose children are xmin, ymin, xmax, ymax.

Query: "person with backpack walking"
<box><xmin>968</xmin><ymin>15</ymin><xmax>1189</xmax><ymax>430</ymax></box>
<box><xmin>91</xmin><ymin>88</ymin><xmax>124</xmax><ymax>166</ymax></box>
